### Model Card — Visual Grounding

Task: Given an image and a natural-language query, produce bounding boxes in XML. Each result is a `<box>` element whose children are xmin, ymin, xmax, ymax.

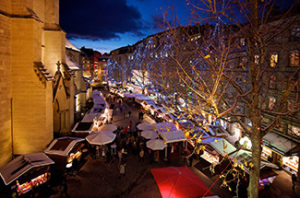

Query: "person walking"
<box><xmin>138</xmin><ymin>111</ymin><xmax>143</xmax><ymax>120</ymax></box>
<box><xmin>119</xmin><ymin>161</ymin><xmax>126</xmax><ymax>178</ymax></box>
<box><xmin>292</xmin><ymin>173</ymin><xmax>297</xmax><ymax>191</ymax></box>
<box><xmin>60</xmin><ymin>179</ymin><xmax>69</xmax><ymax>198</ymax></box>
<box><xmin>118</xmin><ymin>149</ymin><xmax>122</xmax><ymax>164</ymax></box>
<box><xmin>128</xmin><ymin>110</ymin><xmax>131</xmax><ymax>118</ymax></box>
<box><xmin>139</xmin><ymin>148</ymin><xmax>145</xmax><ymax>162</ymax></box>
<box><xmin>124</xmin><ymin>109</ymin><xmax>127</xmax><ymax>119</ymax></box>
<box><xmin>128</xmin><ymin>120</ymin><xmax>132</xmax><ymax>132</ymax></box>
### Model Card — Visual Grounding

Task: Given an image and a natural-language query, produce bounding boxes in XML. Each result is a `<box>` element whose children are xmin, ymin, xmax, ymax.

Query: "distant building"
<box><xmin>80</xmin><ymin>47</ymin><xmax>102</xmax><ymax>78</ymax></box>
<box><xmin>109</xmin><ymin>46</ymin><xmax>135</xmax><ymax>82</ymax></box>
<box><xmin>97</xmin><ymin>54</ymin><xmax>109</xmax><ymax>81</ymax></box>
<box><xmin>65</xmin><ymin>40</ymin><xmax>89</xmax><ymax>121</ymax></box>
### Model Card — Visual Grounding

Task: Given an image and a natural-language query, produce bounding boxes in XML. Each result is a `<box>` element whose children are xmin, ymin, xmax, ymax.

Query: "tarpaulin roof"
<box><xmin>151</xmin><ymin>166</ymin><xmax>213</xmax><ymax>198</ymax></box>
<box><xmin>156</xmin><ymin>122</ymin><xmax>186</xmax><ymax>143</ymax></box>
<box><xmin>44</xmin><ymin>137</ymin><xmax>84</xmax><ymax>156</ymax></box>
<box><xmin>263</xmin><ymin>132</ymin><xmax>298</xmax><ymax>155</ymax></box>
<box><xmin>208</xmin><ymin>138</ymin><xmax>237</xmax><ymax>157</ymax></box>
<box><xmin>159</xmin><ymin>130</ymin><xmax>186</xmax><ymax>143</ymax></box>
<box><xmin>229</xmin><ymin>149</ymin><xmax>278</xmax><ymax>173</ymax></box>
<box><xmin>0</xmin><ymin>153</ymin><xmax>54</xmax><ymax>185</ymax></box>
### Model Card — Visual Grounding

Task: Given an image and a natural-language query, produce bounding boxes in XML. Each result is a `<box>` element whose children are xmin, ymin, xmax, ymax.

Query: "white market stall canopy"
<box><xmin>208</xmin><ymin>138</ymin><xmax>237</xmax><ymax>157</ymax></box>
<box><xmin>229</xmin><ymin>149</ymin><xmax>278</xmax><ymax>173</ymax></box>
<box><xmin>0</xmin><ymin>153</ymin><xmax>54</xmax><ymax>185</ymax></box>
<box><xmin>136</xmin><ymin>95</ymin><xmax>154</xmax><ymax>101</ymax></box>
<box><xmin>141</xmin><ymin>130</ymin><xmax>158</xmax><ymax>139</ymax></box>
<box><xmin>263</xmin><ymin>132</ymin><xmax>298</xmax><ymax>156</ymax></box>
<box><xmin>81</xmin><ymin>113</ymin><xmax>103</xmax><ymax>122</ymax></box>
<box><xmin>146</xmin><ymin>139</ymin><xmax>166</xmax><ymax>150</ymax></box>
<box><xmin>137</xmin><ymin>123</ymin><xmax>155</xmax><ymax>131</ymax></box>
<box><xmin>123</xmin><ymin>93</ymin><xmax>136</xmax><ymax>98</ymax></box>
<box><xmin>99</xmin><ymin>124</ymin><xmax>117</xmax><ymax>132</ymax></box>
<box><xmin>44</xmin><ymin>137</ymin><xmax>85</xmax><ymax>156</ymax></box>
<box><xmin>92</xmin><ymin>90</ymin><xmax>106</xmax><ymax>105</ymax></box>
<box><xmin>86</xmin><ymin>131</ymin><xmax>116</xmax><ymax>145</ymax></box>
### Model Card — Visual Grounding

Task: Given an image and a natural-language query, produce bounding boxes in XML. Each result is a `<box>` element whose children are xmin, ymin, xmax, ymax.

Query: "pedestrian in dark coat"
<box><xmin>292</xmin><ymin>173</ymin><xmax>297</xmax><ymax>191</ymax></box>
<box><xmin>128</xmin><ymin>110</ymin><xmax>131</xmax><ymax>118</ymax></box>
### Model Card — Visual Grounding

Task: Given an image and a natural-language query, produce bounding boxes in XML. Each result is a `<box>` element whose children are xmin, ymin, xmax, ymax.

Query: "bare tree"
<box><xmin>152</xmin><ymin>1</ymin><xmax>300</xmax><ymax>197</ymax></box>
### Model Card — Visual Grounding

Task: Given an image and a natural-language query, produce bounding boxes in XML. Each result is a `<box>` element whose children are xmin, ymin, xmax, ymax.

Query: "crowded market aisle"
<box><xmin>48</xmin><ymin>91</ymin><xmax>232</xmax><ymax>198</ymax></box>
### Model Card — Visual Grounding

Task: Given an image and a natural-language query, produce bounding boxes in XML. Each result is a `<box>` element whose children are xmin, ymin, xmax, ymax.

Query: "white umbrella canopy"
<box><xmin>123</xmin><ymin>93</ymin><xmax>136</xmax><ymax>98</ymax></box>
<box><xmin>99</xmin><ymin>124</ymin><xmax>117</xmax><ymax>132</ymax></box>
<box><xmin>141</xmin><ymin>130</ymin><xmax>158</xmax><ymax>139</ymax></box>
<box><xmin>146</xmin><ymin>139</ymin><xmax>166</xmax><ymax>150</ymax></box>
<box><xmin>137</xmin><ymin>123</ymin><xmax>155</xmax><ymax>131</ymax></box>
<box><xmin>86</xmin><ymin>131</ymin><xmax>116</xmax><ymax>145</ymax></box>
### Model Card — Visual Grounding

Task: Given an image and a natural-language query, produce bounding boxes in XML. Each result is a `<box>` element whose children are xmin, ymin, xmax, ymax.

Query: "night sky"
<box><xmin>60</xmin><ymin>0</ymin><xmax>190</xmax><ymax>53</ymax></box>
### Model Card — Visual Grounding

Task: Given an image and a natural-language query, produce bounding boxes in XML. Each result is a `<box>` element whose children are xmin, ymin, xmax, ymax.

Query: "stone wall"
<box><xmin>0</xmin><ymin>0</ymin><xmax>12</xmax><ymax>167</ymax></box>
<box><xmin>11</xmin><ymin>17</ymin><xmax>53</xmax><ymax>154</ymax></box>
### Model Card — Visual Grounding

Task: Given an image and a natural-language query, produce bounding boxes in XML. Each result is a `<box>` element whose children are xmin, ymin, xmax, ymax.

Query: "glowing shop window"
<box><xmin>270</xmin><ymin>53</ymin><xmax>278</xmax><ymax>67</ymax></box>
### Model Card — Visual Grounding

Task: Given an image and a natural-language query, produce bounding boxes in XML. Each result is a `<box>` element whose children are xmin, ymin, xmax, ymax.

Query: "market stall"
<box><xmin>199</xmin><ymin>138</ymin><xmax>236</xmax><ymax>165</ymax></box>
<box><xmin>0</xmin><ymin>153</ymin><xmax>54</xmax><ymax>197</ymax></box>
<box><xmin>71</xmin><ymin>122</ymin><xmax>94</xmax><ymax>137</ymax></box>
<box><xmin>155</xmin><ymin>122</ymin><xmax>187</xmax><ymax>160</ymax></box>
<box><xmin>263</xmin><ymin>132</ymin><xmax>298</xmax><ymax>174</ymax></box>
<box><xmin>44</xmin><ymin>137</ymin><xmax>85</xmax><ymax>171</ymax></box>
<box><xmin>229</xmin><ymin>149</ymin><xmax>278</xmax><ymax>190</ymax></box>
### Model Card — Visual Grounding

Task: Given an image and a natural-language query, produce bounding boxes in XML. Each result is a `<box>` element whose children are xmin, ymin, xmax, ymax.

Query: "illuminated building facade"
<box><xmin>0</xmin><ymin>0</ymin><xmax>75</xmax><ymax>167</ymax></box>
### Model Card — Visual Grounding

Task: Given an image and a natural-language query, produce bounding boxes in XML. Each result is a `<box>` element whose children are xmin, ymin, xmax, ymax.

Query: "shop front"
<box><xmin>0</xmin><ymin>153</ymin><xmax>54</xmax><ymax>197</ymax></box>
<box><xmin>263</xmin><ymin>132</ymin><xmax>298</xmax><ymax>174</ymax></box>
<box><xmin>229</xmin><ymin>149</ymin><xmax>278</xmax><ymax>190</ymax></box>
<box><xmin>282</xmin><ymin>155</ymin><xmax>299</xmax><ymax>175</ymax></box>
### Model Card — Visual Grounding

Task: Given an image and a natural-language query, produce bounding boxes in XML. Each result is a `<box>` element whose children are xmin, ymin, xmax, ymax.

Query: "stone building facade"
<box><xmin>0</xmin><ymin>0</ymin><xmax>75</xmax><ymax>167</ymax></box>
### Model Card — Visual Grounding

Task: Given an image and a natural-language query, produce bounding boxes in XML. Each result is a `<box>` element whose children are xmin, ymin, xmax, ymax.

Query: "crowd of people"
<box><xmin>91</xmin><ymin>92</ymin><xmax>153</xmax><ymax>178</ymax></box>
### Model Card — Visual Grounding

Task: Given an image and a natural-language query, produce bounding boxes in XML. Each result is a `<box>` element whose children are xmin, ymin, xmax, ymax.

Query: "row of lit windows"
<box><xmin>270</xmin><ymin>51</ymin><xmax>299</xmax><ymax>67</ymax></box>
<box><xmin>239</xmin><ymin>50</ymin><xmax>299</xmax><ymax>68</ymax></box>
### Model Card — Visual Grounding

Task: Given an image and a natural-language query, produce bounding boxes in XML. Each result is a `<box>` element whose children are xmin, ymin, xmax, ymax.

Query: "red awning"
<box><xmin>151</xmin><ymin>166</ymin><xmax>213</xmax><ymax>198</ymax></box>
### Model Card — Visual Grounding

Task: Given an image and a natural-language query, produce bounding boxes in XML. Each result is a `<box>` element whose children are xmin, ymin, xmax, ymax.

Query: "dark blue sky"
<box><xmin>60</xmin><ymin>0</ymin><xmax>190</xmax><ymax>53</ymax></box>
